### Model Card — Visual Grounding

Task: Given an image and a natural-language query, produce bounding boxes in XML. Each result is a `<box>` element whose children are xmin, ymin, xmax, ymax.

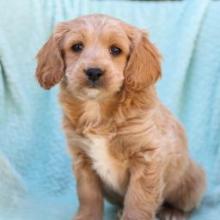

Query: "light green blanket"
<box><xmin>0</xmin><ymin>0</ymin><xmax>220</xmax><ymax>219</ymax></box>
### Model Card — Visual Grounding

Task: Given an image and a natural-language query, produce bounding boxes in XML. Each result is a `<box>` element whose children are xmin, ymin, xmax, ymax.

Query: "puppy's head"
<box><xmin>36</xmin><ymin>14</ymin><xmax>161</xmax><ymax>99</ymax></box>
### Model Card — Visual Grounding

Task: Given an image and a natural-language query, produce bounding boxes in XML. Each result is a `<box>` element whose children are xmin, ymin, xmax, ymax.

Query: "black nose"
<box><xmin>84</xmin><ymin>68</ymin><xmax>104</xmax><ymax>82</ymax></box>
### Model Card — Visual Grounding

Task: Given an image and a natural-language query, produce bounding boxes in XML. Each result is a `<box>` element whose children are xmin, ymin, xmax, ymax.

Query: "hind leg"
<box><xmin>158</xmin><ymin>161</ymin><xmax>206</xmax><ymax>220</ymax></box>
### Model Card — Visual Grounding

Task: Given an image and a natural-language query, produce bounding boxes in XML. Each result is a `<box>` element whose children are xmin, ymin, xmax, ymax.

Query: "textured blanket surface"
<box><xmin>0</xmin><ymin>0</ymin><xmax>220</xmax><ymax>219</ymax></box>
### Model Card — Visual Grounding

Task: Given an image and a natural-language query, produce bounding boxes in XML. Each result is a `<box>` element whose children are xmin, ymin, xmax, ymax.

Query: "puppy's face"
<box><xmin>36</xmin><ymin>14</ymin><xmax>161</xmax><ymax>99</ymax></box>
<box><xmin>63</xmin><ymin>16</ymin><xmax>130</xmax><ymax>99</ymax></box>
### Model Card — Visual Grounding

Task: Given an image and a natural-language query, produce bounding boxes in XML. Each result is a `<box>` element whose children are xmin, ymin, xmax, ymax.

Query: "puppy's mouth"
<box><xmin>86</xmin><ymin>79</ymin><xmax>103</xmax><ymax>89</ymax></box>
<box><xmin>88</xmin><ymin>82</ymin><xmax>99</xmax><ymax>88</ymax></box>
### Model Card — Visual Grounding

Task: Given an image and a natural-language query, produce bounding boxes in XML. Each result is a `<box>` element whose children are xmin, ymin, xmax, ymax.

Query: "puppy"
<box><xmin>36</xmin><ymin>14</ymin><xmax>206</xmax><ymax>220</ymax></box>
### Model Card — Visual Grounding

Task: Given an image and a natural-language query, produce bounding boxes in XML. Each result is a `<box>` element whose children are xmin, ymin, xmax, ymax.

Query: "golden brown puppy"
<box><xmin>36</xmin><ymin>14</ymin><xmax>206</xmax><ymax>220</ymax></box>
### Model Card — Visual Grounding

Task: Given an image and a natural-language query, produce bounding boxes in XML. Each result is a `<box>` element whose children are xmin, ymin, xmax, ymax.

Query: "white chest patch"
<box><xmin>74</xmin><ymin>133</ymin><xmax>124</xmax><ymax>194</ymax></box>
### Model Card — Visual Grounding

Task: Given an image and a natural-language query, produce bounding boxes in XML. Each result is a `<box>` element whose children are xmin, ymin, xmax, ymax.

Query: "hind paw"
<box><xmin>157</xmin><ymin>206</ymin><xmax>187</xmax><ymax>220</ymax></box>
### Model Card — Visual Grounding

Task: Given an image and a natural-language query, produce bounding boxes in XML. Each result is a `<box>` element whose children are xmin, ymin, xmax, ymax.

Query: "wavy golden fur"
<box><xmin>36</xmin><ymin>14</ymin><xmax>206</xmax><ymax>220</ymax></box>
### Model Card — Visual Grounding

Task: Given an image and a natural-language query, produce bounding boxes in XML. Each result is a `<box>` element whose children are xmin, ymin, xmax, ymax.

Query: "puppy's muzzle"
<box><xmin>84</xmin><ymin>68</ymin><xmax>104</xmax><ymax>84</ymax></box>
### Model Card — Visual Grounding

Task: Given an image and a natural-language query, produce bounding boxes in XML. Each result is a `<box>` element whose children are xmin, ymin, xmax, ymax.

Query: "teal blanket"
<box><xmin>0</xmin><ymin>0</ymin><xmax>220</xmax><ymax>219</ymax></box>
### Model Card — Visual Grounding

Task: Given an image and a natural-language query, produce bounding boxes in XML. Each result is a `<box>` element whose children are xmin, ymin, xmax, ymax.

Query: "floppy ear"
<box><xmin>36</xmin><ymin>24</ymin><xmax>68</xmax><ymax>89</ymax></box>
<box><xmin>125</xmin><ymin>30</ymin><xmax>161</xmax><ymax>91</ymax></box>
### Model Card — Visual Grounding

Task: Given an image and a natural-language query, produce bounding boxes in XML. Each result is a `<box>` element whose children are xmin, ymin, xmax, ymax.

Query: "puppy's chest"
<box><xmin>74</xmin><ymin>133</ymin><xmax>128</xmax><ymax>195</ymax></box>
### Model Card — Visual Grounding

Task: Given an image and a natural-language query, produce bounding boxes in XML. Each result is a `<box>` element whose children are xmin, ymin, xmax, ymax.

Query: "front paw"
<box><xmin>74</xmin><ymin>212</ymin><xmax>102</xmax><ymax>220</ymax></box>
<box><xmin>119</xmin><ymin>213</ymin><xmax>135</xmax><ymax>220</ymax></box>
<box><xmin>120</xmin><ymin>211</ymin><xmax>155</xmax><ymax>220</ymax></box>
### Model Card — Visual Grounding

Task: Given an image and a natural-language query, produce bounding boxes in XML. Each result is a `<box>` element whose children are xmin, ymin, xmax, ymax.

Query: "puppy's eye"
<box><xmin>110</xmin><ymin>46</ymin><xmax>122</xmax><ymax>56</ymax></box>
<box><xmin>71</xmin><ymin>43</ymin><xmax>84</xmax><ymax>53</ymax></box>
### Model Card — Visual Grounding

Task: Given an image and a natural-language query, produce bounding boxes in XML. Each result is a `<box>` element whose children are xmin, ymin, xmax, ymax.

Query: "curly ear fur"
<box><xmin>125</xmin><ymin>31</ymin><xmax>161</xmax><ymax>91</ymax></box>
<box><xmin>36</xmin><ymin>24</ymin><xmax>68</xmax><ymax>89</ymax></box>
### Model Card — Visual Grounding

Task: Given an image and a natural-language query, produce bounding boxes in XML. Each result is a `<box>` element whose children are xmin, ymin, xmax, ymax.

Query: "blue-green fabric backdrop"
<box><xmin>0</xmin><ymin>0</ymin><xmax>219</xmax><ymax>219</ymax></box>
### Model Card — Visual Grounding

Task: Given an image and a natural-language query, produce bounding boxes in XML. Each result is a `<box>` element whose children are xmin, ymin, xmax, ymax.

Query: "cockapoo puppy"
<box><xmin>36</xmin><ymin>14</ymin><xmax>206</xmax><ymax>220</ymax></box>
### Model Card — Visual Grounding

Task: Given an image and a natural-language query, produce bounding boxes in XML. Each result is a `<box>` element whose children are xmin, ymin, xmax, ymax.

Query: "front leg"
<box><xmin>73</xmin><ymin>149</ymin><xmax>103</xmax><ymax>220</ymax></box>
<box><xmin>122</xmin><ymin>152</ymin><xmax>164</xmax><ymax>220</ymax></box>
